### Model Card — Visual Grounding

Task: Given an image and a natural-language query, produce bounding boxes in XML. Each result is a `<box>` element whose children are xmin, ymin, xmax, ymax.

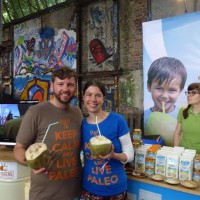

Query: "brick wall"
<box><xmin>118</xmin><ymin>0</ymin><xmax>148</xmax><ymax>118</ymax></box>
<box><xmin>119</xmin><ymin>0</ymin><xmax>148</xmax><ymax>71</ymax></box>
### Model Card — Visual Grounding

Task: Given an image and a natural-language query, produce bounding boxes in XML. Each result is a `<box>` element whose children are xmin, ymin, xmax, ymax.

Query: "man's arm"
<box><xmin>13</xmin><ymin>142</ymin><xmax>50</xmax><ymax>174</ymax></box>
<box><xmin>13</xmin><ymin>142</ymin><xmax>28</xmax><ymax>166</ymax></box>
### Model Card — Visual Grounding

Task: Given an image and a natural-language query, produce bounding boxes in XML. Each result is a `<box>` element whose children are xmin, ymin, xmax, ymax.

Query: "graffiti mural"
<box><xmin>89</xmin><ymin>38</ymin><xmax>112</xmax><ymax>65</ymax></box>
<box><xmin>13</xmin><ymin>18</ymin><xmax>77</xmax><ymax>101</ymax></box>
<box><xmin>80</xmin><ymin>0</ymin><xmax>119</xmax><ymax>111</ymax></box>
<box><xmin>81</xmin><ymin>0</ymin><xmax>117</xmax><ymax>71</ymax></box>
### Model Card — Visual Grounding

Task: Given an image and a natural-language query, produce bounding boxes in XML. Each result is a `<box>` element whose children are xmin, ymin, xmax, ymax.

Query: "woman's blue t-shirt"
<box><xmin>81</xmin><ymin>112</ymin><xmax>130</xmax><ymax>196</ymax></box>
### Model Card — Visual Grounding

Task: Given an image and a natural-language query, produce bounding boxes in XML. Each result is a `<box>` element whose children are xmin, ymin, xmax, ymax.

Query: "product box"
<box><xmin>166</xmin><ymin>155</ymin><xmax>179</xmax><ymax>178</ymax></box>
<box><xmin>179</xmin><ymin>156</ymin><xmax>193</xmax><ymax>181</ymax></box>
<box><xmin>155</xmin><ymin>151</ymin><xmax>168</xmax><ymax>176</ymax></box>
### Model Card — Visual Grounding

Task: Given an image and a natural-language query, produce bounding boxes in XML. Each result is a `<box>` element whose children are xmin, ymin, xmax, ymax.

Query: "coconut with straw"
<box><xmin>25</xmin><ymin>122</ymin><xmax>59</xmax><ymax>170</ymax></box>
<box><xmin>89</xmin><ymin>116</ymin><xmax>112</xmax><ymax>157</ymax></box>
<box><xmin>144</xmin><ymin>101</ymin><xmax>177</xmax><ymax>146</ymax></box>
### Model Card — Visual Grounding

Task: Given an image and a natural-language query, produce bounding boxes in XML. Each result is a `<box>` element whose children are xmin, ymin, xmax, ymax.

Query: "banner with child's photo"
<box><xmin>142</xmin><ymin>11</ymin><xmax>200</xmax><ymax>146</ymax></box>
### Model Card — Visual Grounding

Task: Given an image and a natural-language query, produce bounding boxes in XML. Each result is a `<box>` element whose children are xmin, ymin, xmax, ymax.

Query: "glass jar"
<box><xmin>194</xmin><ymin>154</ymin><xmax>200</xmax><ymax>170</ymax></box>
<box><xmin>145</xmin><ymin>157</ymin><xmax>155</xmax><ymax>169</ymax></box>
<box><xmin>145</xmin><ymin>166</ymin><xmax>155</xmax><ymax>176</ymax></box>
<box><xmin>193</xmin><ymin>170</ymin><xmax>200</xmax><ymax>182</ymax></box>
<box><xmin>132</xmin><ymin>129</ymin><xmax>142</xmax><ymax>142</ymax></box>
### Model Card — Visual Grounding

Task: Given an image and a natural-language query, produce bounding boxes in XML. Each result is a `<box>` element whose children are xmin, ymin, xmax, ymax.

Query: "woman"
<box><xmin>173</xmin><ymin>82</ymin><xmax>200</xmax><ymax>154</ymax></box>
<box><xmin>81</xmin><ymin>80</ymin><xmax>134</xmax><ymax>200</ymax></box>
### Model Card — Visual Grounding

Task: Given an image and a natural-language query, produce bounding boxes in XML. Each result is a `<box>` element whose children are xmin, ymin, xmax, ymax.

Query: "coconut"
<box><xmin>144</xmin><ymin>112</ymin><xmax>177</xmax><ymax>146</ymax></box>
<box><xmin>89</xmin><ymin>135</ymin><xmax>112</xmax><ymax>157</ymax></box>
<box><xmin>25</xmin><ymin>143</ymin><xmax>50</xmax><ymax>170</ymax></box>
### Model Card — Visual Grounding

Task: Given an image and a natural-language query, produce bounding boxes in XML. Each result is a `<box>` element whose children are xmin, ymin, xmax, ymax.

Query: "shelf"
<box><xmin>128</xmin><ymin>174</ymin><xmax>200</xmax><ymax>196</ymax></box>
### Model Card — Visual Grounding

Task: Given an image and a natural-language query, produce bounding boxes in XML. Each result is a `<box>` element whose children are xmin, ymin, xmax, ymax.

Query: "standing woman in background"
<box><xmin>173</xmin><ymin>82</ymin><xmax>200</xmax><ymax>154</ymax></box>
<box><xmin>81</xmin><ymin>80</ymin><xmax>134</xmax><ymax>200</ymax></box>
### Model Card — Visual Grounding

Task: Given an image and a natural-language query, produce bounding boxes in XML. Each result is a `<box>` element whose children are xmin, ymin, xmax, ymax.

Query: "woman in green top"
<box><xmin>173</xmin><ymin>82</ymin><xmax>200</xmax><ymax>154</ymax></box>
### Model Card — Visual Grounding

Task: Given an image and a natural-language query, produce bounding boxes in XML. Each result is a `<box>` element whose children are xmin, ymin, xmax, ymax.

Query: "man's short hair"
<box><xmin>52</xmin><ymin>67</ymin><xmax>77</xmax><ymax>83</ymax></box>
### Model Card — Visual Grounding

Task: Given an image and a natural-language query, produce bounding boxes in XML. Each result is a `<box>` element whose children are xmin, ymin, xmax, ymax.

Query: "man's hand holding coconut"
<box><xmin>25</xmin><ymin>142</ymin><xmax>51</xmax><ymax>174</ymax></box>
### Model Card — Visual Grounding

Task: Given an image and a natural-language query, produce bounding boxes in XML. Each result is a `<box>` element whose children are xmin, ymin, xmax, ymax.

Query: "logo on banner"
<box><xmin>0</xmin><ymin>162</ymin><xmax>17</xmax><ymax>180</ymax></box>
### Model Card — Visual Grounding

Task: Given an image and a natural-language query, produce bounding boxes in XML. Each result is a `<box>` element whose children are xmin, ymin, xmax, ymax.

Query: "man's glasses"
<box><xmin>185</xmin><ymin>91</ymin><xmax>199</xmax><ymax>96</ymax></box>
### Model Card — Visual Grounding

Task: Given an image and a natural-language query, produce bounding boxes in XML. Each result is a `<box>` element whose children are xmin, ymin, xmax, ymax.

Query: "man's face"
<box><xmin>148</xmin><ymin>77</ymin><xmax>182</xmax><ymax>112</ymax></box>
<box><xmin>51</xmin><ymin>77</ymin><xmax>77</xmax><ymax>104</ymax></box>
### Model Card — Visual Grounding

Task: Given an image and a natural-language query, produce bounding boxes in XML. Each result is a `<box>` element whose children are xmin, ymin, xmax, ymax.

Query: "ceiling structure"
<box><xmin>0</xmin><ymin>0</ymin><xmax>93</xmax><ymax>46</ymax></box>
<box><xmin>1</xmin><ymin>0</ymin><xmax>78</xmax><ymax>26</ymax></box>
<box><xmin>1</xmin><ymin>0</ymin><xmax>96</xmax><ymax>26</ymax></box>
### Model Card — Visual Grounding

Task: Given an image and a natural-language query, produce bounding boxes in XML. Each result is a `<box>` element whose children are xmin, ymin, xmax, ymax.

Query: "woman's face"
<box><xmin>83</xmin><ymin>85</ymin><xmax>104</xmax><ymax>114</ymax></box>
<box><xmin>186</xmin><ymin>90</ymin><xmax>200</xmax><ymax>105</ymax></box>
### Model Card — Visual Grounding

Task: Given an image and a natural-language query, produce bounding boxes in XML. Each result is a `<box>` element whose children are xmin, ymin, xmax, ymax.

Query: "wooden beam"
<box><xmin>78</xmin><ymin>69</ymin><xmax>123</xmax><ymax>78</ymax></box>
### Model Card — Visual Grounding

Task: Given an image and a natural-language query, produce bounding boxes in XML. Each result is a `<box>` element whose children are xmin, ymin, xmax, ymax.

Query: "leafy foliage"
<box><xmin>2</xmin><ymin>0</ymin><xmax>67</xmax><ymax>24</ymax></box>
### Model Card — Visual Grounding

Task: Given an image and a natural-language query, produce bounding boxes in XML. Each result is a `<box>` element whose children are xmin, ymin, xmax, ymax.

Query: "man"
<box><xmin>13</xmin><ymin>67</ymin><xmax>83</xmax><ymax>200</ymax></box>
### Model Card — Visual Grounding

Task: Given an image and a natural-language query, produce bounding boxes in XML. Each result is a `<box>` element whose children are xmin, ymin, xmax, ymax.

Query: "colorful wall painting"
<box><xmin>13</xmin><ymin>18</ymin><xmax>77</xmax><ymax>101</ymax></box>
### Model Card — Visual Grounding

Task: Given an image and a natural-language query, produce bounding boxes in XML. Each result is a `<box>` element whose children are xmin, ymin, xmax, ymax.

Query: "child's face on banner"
<box><xmin>148</xmin><ymin>76</ymin><xmax>182</xmax><ymax>112</ymax></box>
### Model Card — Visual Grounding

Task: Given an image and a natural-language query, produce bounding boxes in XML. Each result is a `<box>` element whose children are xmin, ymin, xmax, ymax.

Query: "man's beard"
<box><xmin>53</xmin><ymin>92</ymin><xmax>74</xmax><ymax>104</ymax></box>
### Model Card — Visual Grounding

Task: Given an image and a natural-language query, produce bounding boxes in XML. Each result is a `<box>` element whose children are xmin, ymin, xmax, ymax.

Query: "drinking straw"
<box><xmin>95</xmin><ymin>115</ymin><xmax>109</xmax><ymax>170</ymax></box>
<box><xmin>42</xmin><ymin>122</ymin><xmax>59</xmax><ymax>143</ymax></box>
<box><xmin>100</xmin><ymin>159</ymin><xmax>109</xmax><ymax>171</ymax></box>
<box><xmin>162</xmin><ymin>101</ymin><xmax>165</xmax><ymax>113</ymax></box>
<box><xmin>96</xmin><ymin>116</ymin><xmax>102</xmax><ymax>135</ymax></box>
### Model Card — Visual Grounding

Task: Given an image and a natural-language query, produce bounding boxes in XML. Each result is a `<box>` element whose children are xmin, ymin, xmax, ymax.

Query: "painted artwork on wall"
<box><xmin>13</xmin><ymin>18</ymin><xmax>77</xmax><ymax>101</ymax></box>
<box><xmin>143</xmin><ymin>11</ymin><xmax>200</xmax><ymax>146</ymax></box>
<box><xmin>80</xmin><ymin>0</ymin><xmax>119</xmax><ymax>112</ymax></box>
<box><xmin>81</xmin><ymin>0</ymin><xmax>119</xmax><ymax>72</ymax></box>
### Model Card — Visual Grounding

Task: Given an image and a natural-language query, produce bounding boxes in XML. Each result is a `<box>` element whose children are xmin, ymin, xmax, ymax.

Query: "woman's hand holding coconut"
<box><xmin>98</xmin><ymin>143</ymin><xmax>132</xmax><ymax>163</ymax></box>
<box><xmin>98</xmin><ymin>144</ymin><xmax>114</xmax><ymax>160</ymax></box>
<box><xmin>89</xmin><ymin>135</ymin><xmax>112</xmax><ymax>158</ymax></box>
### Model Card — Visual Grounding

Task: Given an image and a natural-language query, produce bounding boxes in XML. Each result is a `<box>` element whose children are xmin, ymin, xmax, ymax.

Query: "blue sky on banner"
<box><xmin>143</xmin><ymin>11</ymin><xmax>200</xmax><ymax>110</ymax></box>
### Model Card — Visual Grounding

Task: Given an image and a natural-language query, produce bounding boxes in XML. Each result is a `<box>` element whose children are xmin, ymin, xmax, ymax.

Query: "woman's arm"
<box><xmin>101</xmin><ymin>133</ymin><xmax>134</xmax><ymax>163</ymax></box>
<box><xmin>173</xmin><ymin>122</ymin><xmax>182</xmax><ymax>146</ymax></box>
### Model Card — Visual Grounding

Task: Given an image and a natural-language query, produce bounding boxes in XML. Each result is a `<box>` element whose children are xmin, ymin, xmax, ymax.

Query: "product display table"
<box><xmin>0</xmin><ymin>146</ymin><xmax>31</xmax><ymax>200</ymax></box>
<box><xmin>127</xmin><ymin>174</ymin><xmax>200</xmax><ymax>200</ymax></box>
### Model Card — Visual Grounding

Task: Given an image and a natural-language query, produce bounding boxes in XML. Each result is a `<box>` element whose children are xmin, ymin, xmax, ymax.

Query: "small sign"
<box><xmin>0</xmin><ymin>162</ymin><xmax>17</xmax><ymax>180</ymax></box>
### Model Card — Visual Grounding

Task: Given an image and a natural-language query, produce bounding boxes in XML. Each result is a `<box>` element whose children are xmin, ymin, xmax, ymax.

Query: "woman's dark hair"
<box><xmin>83</xmin><ymin>80</ymin><xmax>106</xmax><ymax>96</ymax></box>
<box><xmin>183</xmin><ymin>82</ymin><xmax>200</xmax><ymax>119</ymax></box>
